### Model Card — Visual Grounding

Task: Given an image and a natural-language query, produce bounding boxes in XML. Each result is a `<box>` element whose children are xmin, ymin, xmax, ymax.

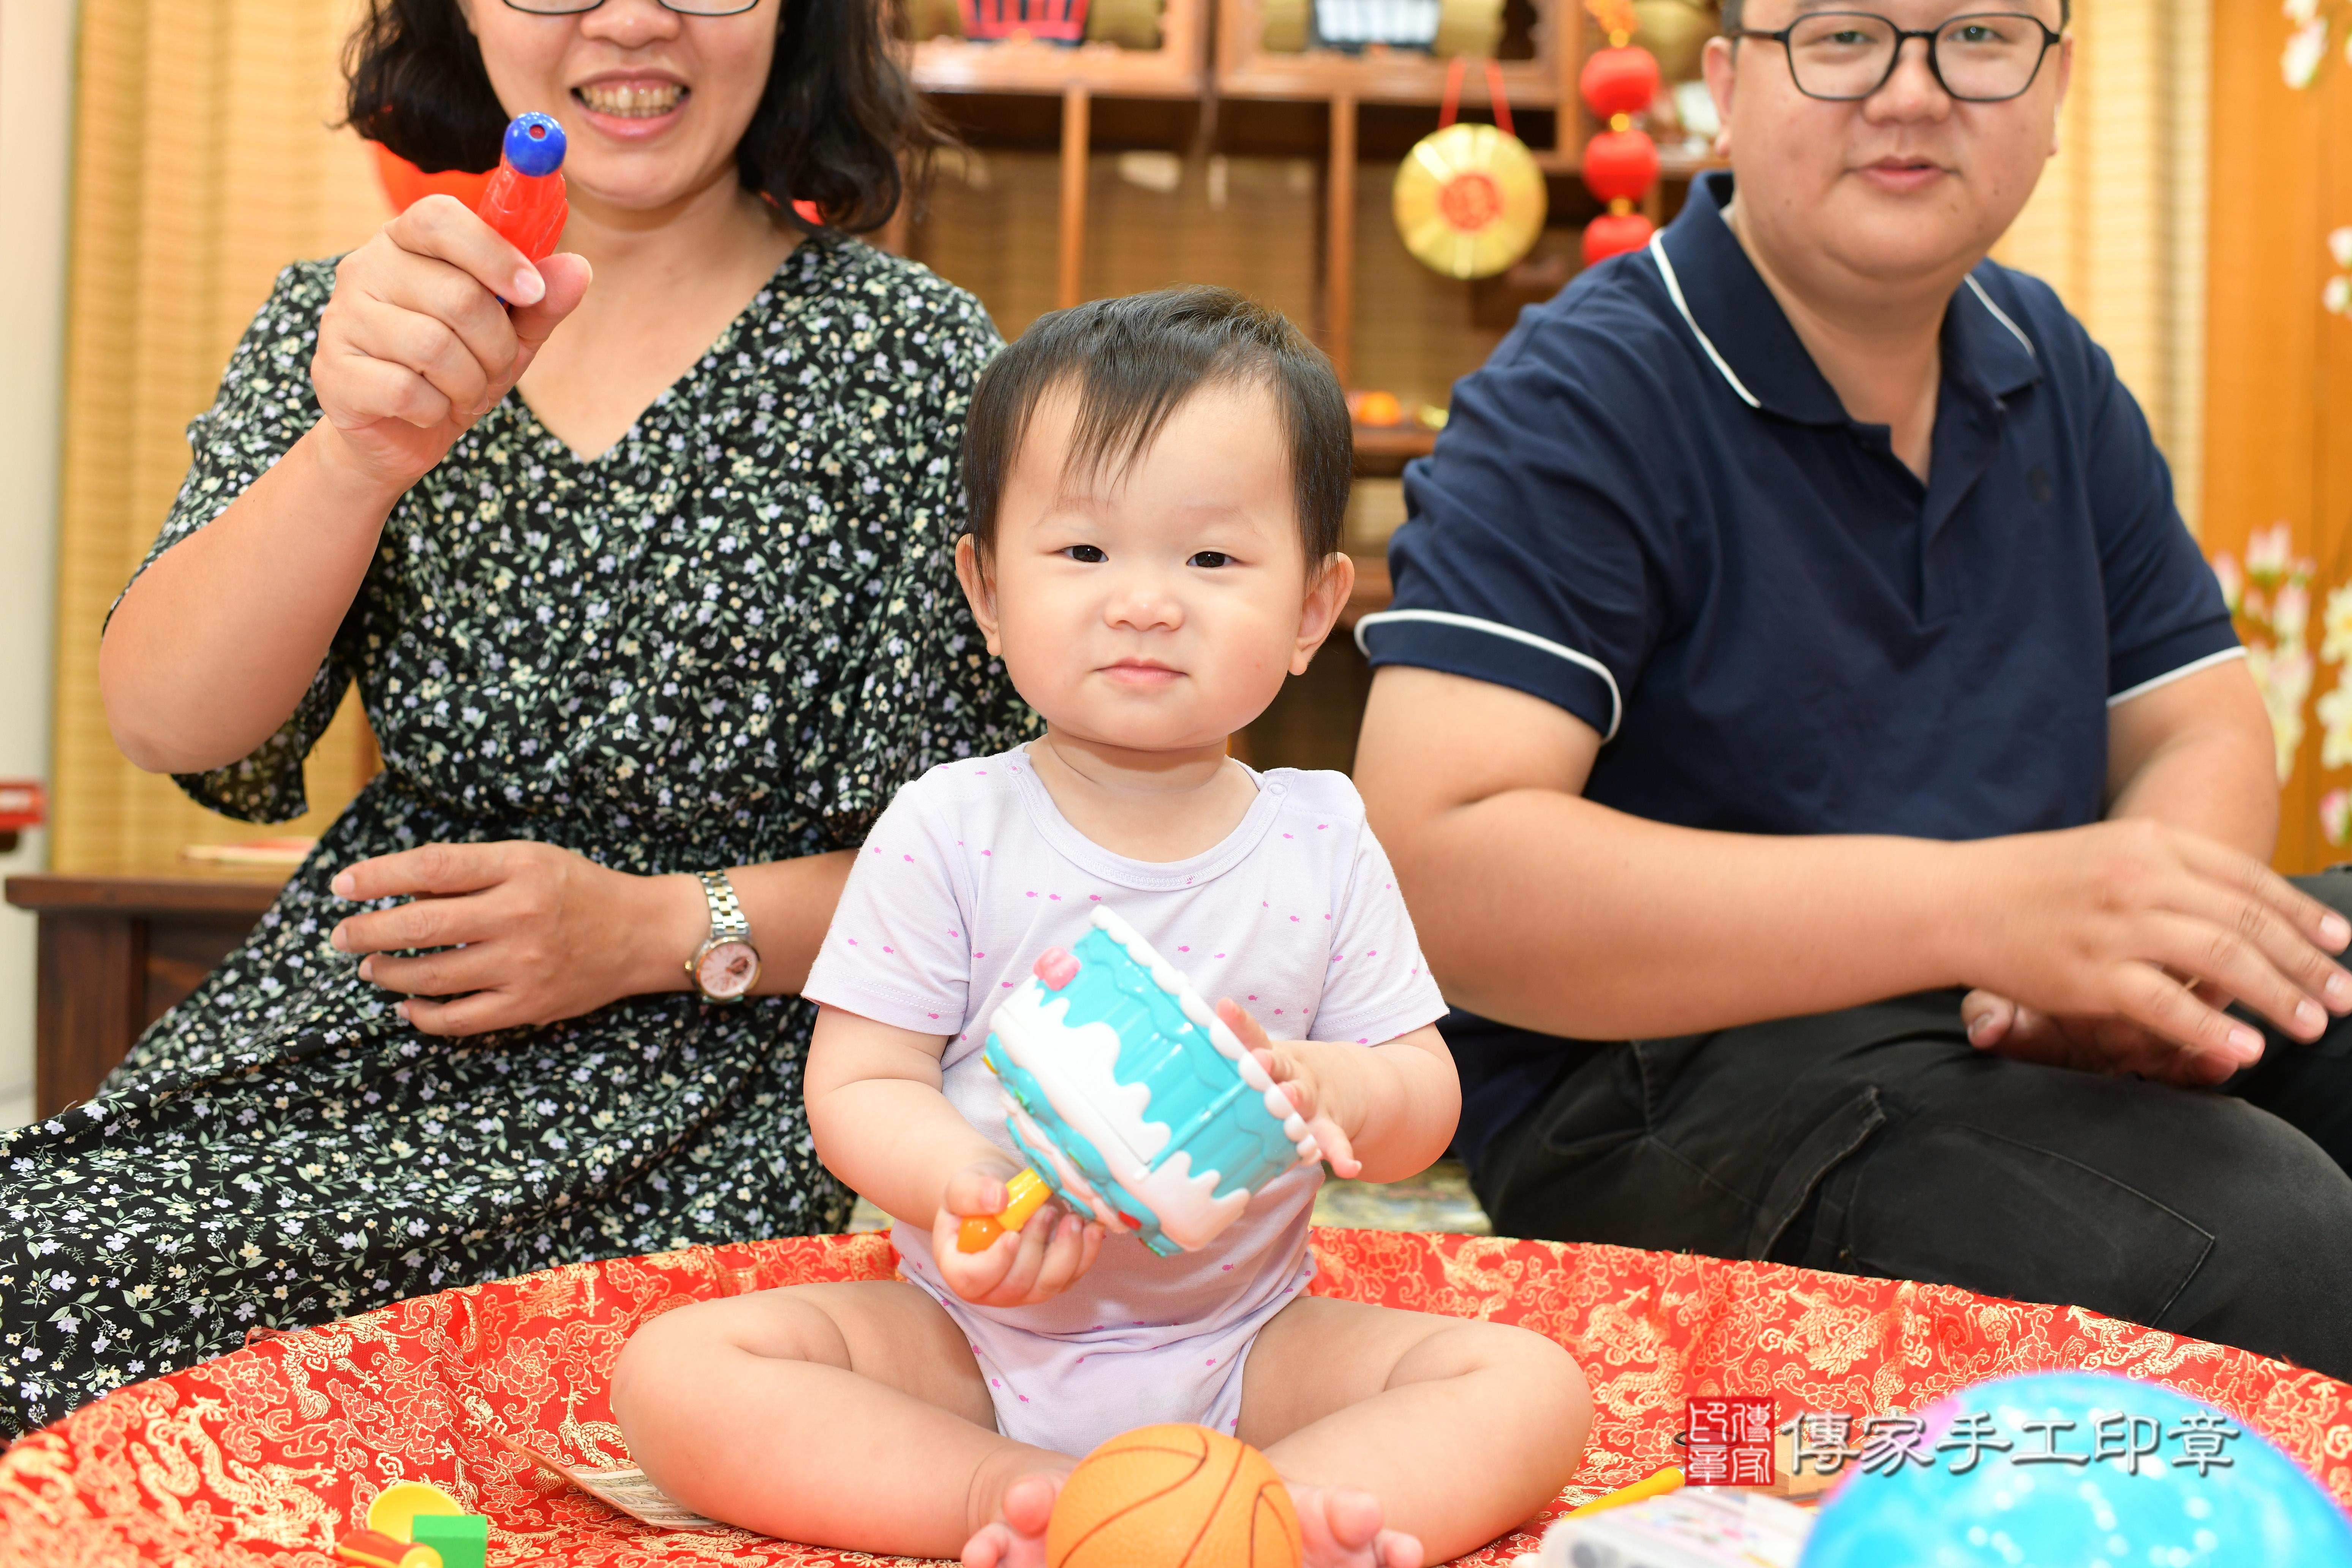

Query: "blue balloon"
<box><xmin>1799</xmin><ymin>1372</ymin><xmax>2352</xmax><ymax>1568</ymax></box>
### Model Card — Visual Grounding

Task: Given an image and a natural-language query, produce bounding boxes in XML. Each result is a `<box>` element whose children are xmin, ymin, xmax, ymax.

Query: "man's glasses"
<box><xmin>1726</xmin><ymin>11</ymin><xmax>2063</xmax><ymax>103</ymax></box>
<box><xmin>502</xmin><ymin>0</ymin><xmax>759</xmax><ymax>15</ymax></box>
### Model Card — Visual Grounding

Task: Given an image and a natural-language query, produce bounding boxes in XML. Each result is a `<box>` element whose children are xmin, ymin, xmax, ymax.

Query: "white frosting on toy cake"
<box><xmin>986</xmin><ymin>907</ymin><xmax>1319</xmax><ymax>1250</ymax></box>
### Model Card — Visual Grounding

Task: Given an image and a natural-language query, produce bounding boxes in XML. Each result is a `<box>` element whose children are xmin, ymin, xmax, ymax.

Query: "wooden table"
<box><xmin>5</xmin><ymin>870</ymin><xmax>286</xmax><ymax>1117</ymax></box>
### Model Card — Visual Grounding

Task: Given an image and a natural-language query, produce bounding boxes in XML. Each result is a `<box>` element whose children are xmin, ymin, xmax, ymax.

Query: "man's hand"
<box><xmin>1960</xmin><ymin>991</ymin><xmax>2252</xmax><ymax>1085</ymax></box>
<box><xmin>1954</xmin><ymin>819</ymin><xmax>2352</xmax><ymax>1080</ymax></box>
<box><xmin>329</xmin><ymin>841</ymin><xmax>695</xmax><ymax>1035</ymax></box>
<box><xmin>930</xmin><ymin>1163</ymin><xmax>1105</xmax><ymax>1307</ymax></box>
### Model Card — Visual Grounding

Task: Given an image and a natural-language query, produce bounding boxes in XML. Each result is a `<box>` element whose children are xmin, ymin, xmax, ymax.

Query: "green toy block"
<box><xmin>411</xmin><ymin>1513</ymin><xmax>488</xmax><ymax>1568</ymax></box>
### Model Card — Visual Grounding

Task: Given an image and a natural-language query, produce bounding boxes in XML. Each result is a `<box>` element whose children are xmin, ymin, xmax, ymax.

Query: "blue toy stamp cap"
<box><xmin>502</xmin><ymin>113</ymin><xmax>566</xmax><ymax>177</ymax></box>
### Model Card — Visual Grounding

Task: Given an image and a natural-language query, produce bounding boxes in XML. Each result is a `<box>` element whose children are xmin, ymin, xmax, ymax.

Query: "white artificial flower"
<box><xmin>2285</xmin><ymin>0</ymin><xmax>2320</xmax><ymax>24</ymax></box>
<box><xmin>2328</xmin><ymin>275</ymin><xmax>2352</xmax><ymax>317</ymax></box>
<box><xmin>2248</xmin><ymin>521</ymin><xmax>2296</xmax><ymax>580</ymax></box>
<box><xmin>2213</xmin><ymin>552</ymin><xmax>2246</xmax><ymax>613</ymax></box>
<box><xmin>2277</xmin><ymin>579</ymin><xmax>2312</xmax><ymax>643</ymax></box>
<box><xmin>2285</xmin><ymin>16</ymin><xmax>2329</xmax><ymax>87</ymax></box>
<box><xmin>2322</xmin><ymin>584</ymin><xmax>2352</xmax><ymax>663</ymax></box>
<box><xmin>2331</xmin><ymin>226</ymin><xmax>2352</xmax><ymax>269</ymax></box>
<box><xmin>2319</xmin><ymin>680</ymin><xmax>2352</xmax><ymax>771</ymax></box>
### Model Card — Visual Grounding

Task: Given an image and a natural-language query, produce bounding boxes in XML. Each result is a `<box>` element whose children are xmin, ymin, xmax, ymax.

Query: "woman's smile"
<box><xmin>572</xmin><ymin>71</ymin><xmax>690</xmax><ymax>138</ymax></box>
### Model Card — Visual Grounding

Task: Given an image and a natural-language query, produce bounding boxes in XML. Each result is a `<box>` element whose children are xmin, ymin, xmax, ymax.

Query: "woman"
<box><xmin>0</xmin><ymin>0</ymin><xmax>1026</xmax><ymax>1435</ymax></box>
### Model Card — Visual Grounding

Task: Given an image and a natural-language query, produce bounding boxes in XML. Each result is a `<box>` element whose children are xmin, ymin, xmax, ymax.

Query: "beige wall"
<box><xmin>0</xmin><ymin>0</ymin><xmax>78</xmax><ymax>1127</ymax></box>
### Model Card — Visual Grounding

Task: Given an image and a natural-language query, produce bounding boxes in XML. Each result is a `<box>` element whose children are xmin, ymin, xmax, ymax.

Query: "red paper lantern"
<box><xmin>1581</xmin><ymin>128</ymin><xmax>1660</xmax><ymax>204</ymax></box>
<box><xmin>1578</xmin><ymin>46</ymin><xmax>1661</xmax><ymax>122</ymax></box>
<box><xmin>1576</xmin><ymin>9</ymin><xmax>1663</xmax><ymax>276</ymax></box>
<box><xmin>1581</xmin><ymin>210</ymin><xmax>1656</xmax><ymax>266</ymax></box>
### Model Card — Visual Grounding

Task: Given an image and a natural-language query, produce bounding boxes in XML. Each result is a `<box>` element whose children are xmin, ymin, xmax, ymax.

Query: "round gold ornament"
<box><xmin>1392</xmin><ymin>120</ymin><xmax>1548</xmax><ymax>280</ymax></box>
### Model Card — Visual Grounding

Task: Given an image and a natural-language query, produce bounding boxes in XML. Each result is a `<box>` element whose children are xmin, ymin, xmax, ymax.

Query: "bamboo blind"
<box><xmin>51</xmin><ymin>0</ymin><xmax>387</xmax><ymax>874</ymax></box>
<box><xmin>1994</xmin><ymin>0</ymin><xmax>2210</xmax><ymax>533</ymax></box>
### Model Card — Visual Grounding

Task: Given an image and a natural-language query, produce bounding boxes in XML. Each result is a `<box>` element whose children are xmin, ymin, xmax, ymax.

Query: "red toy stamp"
<box><xmin>1687</xmin><ymin>1395</ymin><xmax>1777</xmax><ymax>1487</ymax></box>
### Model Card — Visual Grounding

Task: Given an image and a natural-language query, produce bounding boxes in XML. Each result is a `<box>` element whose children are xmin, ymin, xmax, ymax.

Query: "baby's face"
<box><xmin>958</xmin><ymin>379</ymin><xmax>1345</xmax><ymax>756</ymax></box>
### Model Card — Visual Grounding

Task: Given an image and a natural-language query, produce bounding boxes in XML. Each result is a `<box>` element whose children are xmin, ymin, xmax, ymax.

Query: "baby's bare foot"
<box><xmin>1286</xmin><ymin>1481</ymin><xmax>1424</xmax><ymax>1568</ymax></box>
<box><xmin>961</xmin><ymin>1471</ymin><xmax>1064</xmax><ymax>1568</ymax></box>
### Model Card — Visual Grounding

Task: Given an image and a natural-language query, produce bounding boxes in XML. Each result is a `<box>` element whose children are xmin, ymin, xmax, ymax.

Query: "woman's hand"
<box><xmin>329</xmin><ymin>841</ymin><xmax>695</xmax><ymax>1035</ymax></box>
<box><xmin>311</xmin><ymin>195</ymin><xmax>591</xmax><ymax>494</ymax></box>
<box><xmin>1215</xmin><ymin>999</ymin><xmax>1363</xmax><ymax>1179</ymax></box>
<box><xmin>1951</xmin><ymin>820</ymin><xmax>2352</xmax><ymax>1083</ymax></box>
<box><xmin>931</xmin><ymin>1162</ymin><xmax>1105</xmax><ymax>1307</ymax></box>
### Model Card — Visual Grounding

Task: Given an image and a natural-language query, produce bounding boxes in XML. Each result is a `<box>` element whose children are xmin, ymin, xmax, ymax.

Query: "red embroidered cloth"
<box><xmin>4</xmin><ymin>1229</ymin><xmax>2348</xmax><ymax>1565</ymax></box>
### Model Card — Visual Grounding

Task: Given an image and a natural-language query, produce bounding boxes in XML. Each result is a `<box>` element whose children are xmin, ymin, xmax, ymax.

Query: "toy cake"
<box><xmin>958</xmin><ymin>907</ymin><xmax>1322</xmax><ymax>1257</ymax></box>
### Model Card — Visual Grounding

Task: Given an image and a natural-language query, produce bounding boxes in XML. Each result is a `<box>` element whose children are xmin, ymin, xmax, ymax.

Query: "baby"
<box><xmin>613</xmin><ymin>287</ymin><xmax>1591</xmax><ymax>1568</ymax></box>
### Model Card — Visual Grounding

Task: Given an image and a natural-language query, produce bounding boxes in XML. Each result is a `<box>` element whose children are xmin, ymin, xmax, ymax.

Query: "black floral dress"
<box><xmin>0</xmin><ymin>237</ymin><xmax>1031</xmax><ymax>1435</ymax></box>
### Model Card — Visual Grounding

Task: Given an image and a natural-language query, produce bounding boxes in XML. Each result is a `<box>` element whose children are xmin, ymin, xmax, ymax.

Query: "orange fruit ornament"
<box><xmin>1047</xmin><ymin>1424</ymin><xmax>1302</xmax><ymax>1568</ymax></box>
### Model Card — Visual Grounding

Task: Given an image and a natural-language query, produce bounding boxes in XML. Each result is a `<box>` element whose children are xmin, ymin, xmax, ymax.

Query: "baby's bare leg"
<box><xmin>1239</xmin><ymin>1296</ymin><xmax>1592</xmax><ymax>1567</ymax></box>
<box><xmin>612</xmin><ymin>1279</ymin><xmax>1067</xmax><ymax>1558</ymax></box>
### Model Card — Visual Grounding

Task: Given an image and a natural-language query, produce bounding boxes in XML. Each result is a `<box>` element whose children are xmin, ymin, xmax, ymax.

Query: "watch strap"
<box><xmin>697</xmin><ymin>870</ymin><xmax>751</xmax><ymax>944</ymax></box>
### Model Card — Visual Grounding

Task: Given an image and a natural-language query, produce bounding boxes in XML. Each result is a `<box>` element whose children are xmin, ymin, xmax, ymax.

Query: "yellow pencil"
<box><xmin>1565</xmin><ymin>1466</ymin><xmax>1685</xmax><ymax>1518</ymax></box>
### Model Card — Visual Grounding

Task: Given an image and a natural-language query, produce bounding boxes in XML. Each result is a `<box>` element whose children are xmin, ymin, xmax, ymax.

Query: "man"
<box><xmin>1353</xmin><ymin>0</ymin><xmax>2352</xmax><ymax>1378</ymax></box>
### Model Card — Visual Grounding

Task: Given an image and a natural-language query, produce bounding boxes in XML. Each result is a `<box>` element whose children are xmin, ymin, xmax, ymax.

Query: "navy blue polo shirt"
<box><xmin>1360</xmin><ymin>172</ymin><xmax>2240</xmax><ymax>1169</ymax></box>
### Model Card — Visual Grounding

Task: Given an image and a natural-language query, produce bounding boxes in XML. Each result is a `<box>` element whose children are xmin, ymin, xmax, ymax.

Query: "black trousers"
<box><xmin>1472</xmin><ymin>870</ymin><xmax>2352</xmax><ymax>1382</ymax></box>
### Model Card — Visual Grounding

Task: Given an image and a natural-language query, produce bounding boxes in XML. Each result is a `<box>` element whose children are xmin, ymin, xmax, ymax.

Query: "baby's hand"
<box><xmin>932</xmin><ymin>1162</ymin><xmax>1106</xmax><ymax>1307</ymax></box>
<box><xmin>1216</xmin><ymin>1000</ymin><xmax>1363</xmax><ymax>1179</ymax></box>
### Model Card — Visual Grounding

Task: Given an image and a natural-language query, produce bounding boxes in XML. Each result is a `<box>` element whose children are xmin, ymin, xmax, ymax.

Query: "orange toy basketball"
<box><xmin>1047</xmin><ymin>1424</ymin><xmax>1302</xmax><ymax>1568</ymax></box>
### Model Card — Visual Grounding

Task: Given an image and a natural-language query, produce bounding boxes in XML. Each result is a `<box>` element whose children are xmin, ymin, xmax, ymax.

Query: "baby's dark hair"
<box><xmin>962</xmin><ymin>286</ymin><xmax>1352</xmax><ymax>567</ymax></box>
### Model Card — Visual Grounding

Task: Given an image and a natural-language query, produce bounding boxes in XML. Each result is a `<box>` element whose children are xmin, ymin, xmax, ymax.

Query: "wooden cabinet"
<box><xmin>5</xmin><ymin>870</ymin><xmax>284</xmax><ymax>1117</ymax></box>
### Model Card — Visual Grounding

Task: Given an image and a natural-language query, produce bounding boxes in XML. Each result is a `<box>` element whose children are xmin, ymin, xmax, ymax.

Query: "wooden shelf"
<box><xmin>1353</xmin><ymin>424</ymin><xmax>1437</xmax><ymax>477</ymax></box>
<box><xmin>1340</xmin><ymin>553</ymin><xmax>1393</xmax><ymax>630</ymax></box>
<box><xmin>911</xmin><ymin>34</ymin><xmax>1205</xmax><ymax>98</ymax></box>
<box><xmin>1535</xmin><ymin>148</ymin><xmax>1728</xmax><ymax>179</ymax></box>
<box><xmin>1215</xmin><ymin>0</ymin><xmax>1565</xmax><ymax>106</ymax></box>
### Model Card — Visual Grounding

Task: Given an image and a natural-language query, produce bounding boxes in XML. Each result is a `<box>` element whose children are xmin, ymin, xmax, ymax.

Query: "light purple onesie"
<box><xmin>801</xmin><ymin>744</ymin><xmax>1448</xmax><ymax>1457</ymax></box>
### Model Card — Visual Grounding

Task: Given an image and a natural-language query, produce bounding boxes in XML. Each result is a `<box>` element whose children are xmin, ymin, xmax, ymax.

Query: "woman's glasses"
<box><xmin>501</xmin><ymin>0</ymin><xmax>760</xmax><ymax>15</ymax></box>
<box><xmin>1726</xmin><ymin>11</ymin><xmax>2064</xmax><ymax>103</ymax></box>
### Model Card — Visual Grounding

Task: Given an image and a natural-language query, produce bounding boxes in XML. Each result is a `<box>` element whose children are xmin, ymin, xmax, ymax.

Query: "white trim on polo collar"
<box><xmin>1356</xmin><ymin>608</ymin><xmax>1625</xmax><ymax>742</ymax></box>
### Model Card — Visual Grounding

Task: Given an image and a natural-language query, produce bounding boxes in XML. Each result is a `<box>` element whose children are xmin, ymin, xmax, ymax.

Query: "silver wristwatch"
<box><xmin>684</xmin><ymin>869</ymin><xmax>760</xmax><ymax>1003</ymax></box>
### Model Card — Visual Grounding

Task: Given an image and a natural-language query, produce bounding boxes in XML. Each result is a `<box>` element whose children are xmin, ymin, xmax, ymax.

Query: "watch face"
<box><xmin>697</xmin><ymin>940</ymin><xmax>760</xmax><ymax>1001</ymax></box>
